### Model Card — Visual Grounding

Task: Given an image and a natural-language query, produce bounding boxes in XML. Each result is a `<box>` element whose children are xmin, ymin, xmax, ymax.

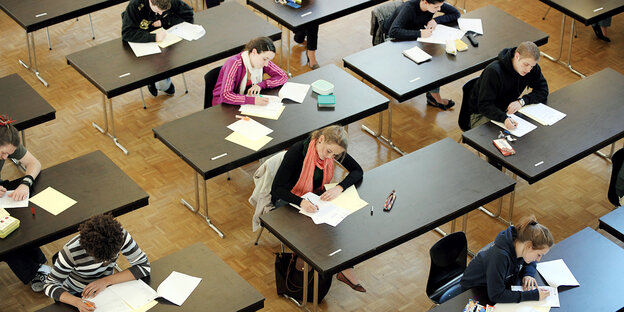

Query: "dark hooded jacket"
<box><xmin>460</xmin><ymin>226</ymin><xmax>540</xmax><ymax>303</ymax></box>
<box><xmin>468</xmin><ymin>47</ymin><xmax>549</xmax><ymax>123</ymax></box>
<box><xmin>121</xmin><ymin>0</ymin><xmax>194</xmax><ymax>43</ymax></box>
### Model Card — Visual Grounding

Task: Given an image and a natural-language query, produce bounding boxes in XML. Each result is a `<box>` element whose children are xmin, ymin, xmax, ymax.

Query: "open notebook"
<box><xmin>402</xmin><ymin>45</ymin><xmax>432</xmax><ymax>64</ymax></box>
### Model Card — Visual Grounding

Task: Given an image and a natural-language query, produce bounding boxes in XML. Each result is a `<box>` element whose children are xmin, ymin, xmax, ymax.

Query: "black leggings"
<box><xmin>294</xmin><ymin>24</ymin><xmax>319</xmax><ymax>51</ymax></box>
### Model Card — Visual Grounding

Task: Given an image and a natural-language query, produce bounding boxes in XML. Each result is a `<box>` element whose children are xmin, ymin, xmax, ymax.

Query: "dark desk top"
<box><xmin>153</xmin><ymin>64</ymin><xmax>389</xmax><ymax>180</ymax></box>
<box><xmin>0</xmin><ymin>0</ymin><xmax>127</xmax><ymax>32</ymax></box>
<box><xmin>428</xmin><ymin>287</ymin><xmax>491</xmax><ymax>311</ymax></box>
<box><xmin>538</xmin><ymin>0</ymin><xmax>624</xmax><ymax>25</ymax></box>
<box><xmin>599</xmin><ymin>207</ymin><xmax>624</xmax><ymax>243</ymax></box>
<box><xmin>246</xmin><ymin>0</ymin><xmax>385</xmax><ymax>32</ymax></box>
<box><xmin>342</xmin><ymin>5</ymin><xmax>549</xmax><ymax>102</ymax></box>
<box><xmin>0</xmin><ymin>74</ymin><xmax>56</xmax><ymax>131</ymax></box>
<box><xmin>536</xmin><ymin>227</ymin><xmax>624</xmax><ymax>311</ymax></box>
<box><xmin>462</xmin><ymin>68</ymin><xmax>624</xmax><ymax>184</ymax></box>
<box><xmin>65</xmin><ymin>2</ymin><xmax>281</xmax><ymax>98</ymax></box>
<box><xmin>0</xmin><ymin>150</ymin><xmax>149</xmax><ymax>257</ymax></box>
<box><xmin>36</xmin><ymin>243</ymin><xmax>265</xmax><ymax>312</ymax></box>
<box><xmin>261</xmin><ymin>138</ymin><xmax>516</xmax><ymax>277</ymax></box>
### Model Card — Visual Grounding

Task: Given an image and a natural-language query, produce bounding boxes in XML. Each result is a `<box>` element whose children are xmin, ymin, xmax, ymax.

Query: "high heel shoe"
<box><xmin>306</xmin><ymin>51</ymin><xmax>320</xmax><ymax>70</ymax></box>
<box><xmin>426</xmin><ymin>92</ymin><xmax>455</xmax><ymax>110</ymax></box>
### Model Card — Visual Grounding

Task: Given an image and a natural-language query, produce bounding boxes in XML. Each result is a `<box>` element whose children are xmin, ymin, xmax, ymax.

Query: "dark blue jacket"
<box><xmin>383</xmin><ymin>1</ymin><xmax>460</xmax><ymax>40</ymax></box>
<box><xmin>460</xmin><ymin>226</ymin><xmax>540</xmax><ymax>303</ymax></box>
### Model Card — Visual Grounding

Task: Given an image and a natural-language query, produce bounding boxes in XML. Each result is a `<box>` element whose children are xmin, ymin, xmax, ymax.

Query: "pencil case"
<box><xmin>0</xmin><ymin>215</ymin><xmax>20</xmax><ymax>238</ymax></box>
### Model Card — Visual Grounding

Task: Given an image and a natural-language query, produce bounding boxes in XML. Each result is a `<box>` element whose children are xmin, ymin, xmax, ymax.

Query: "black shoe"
<box><xmin>164</xmin><ymin>83</ymin><xmax>175</xmax><ymax>95</ymax></box>
<box><xmin>592</xmin><ymin>24</ymin><xmax>611</xmax><ymax>42</ymax></box>
<box><xmin>426</xmin><ymin>92</ymin><xmax>455</xmax><ymax>110</ymax></box>
<box><xmin>147</xmin><ymin>83</ymin><xmax>158</xmax><ymax>97</ymax></box>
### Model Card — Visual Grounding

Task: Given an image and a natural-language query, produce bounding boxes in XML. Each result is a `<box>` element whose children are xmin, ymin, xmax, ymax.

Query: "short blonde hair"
<box><xmin>516</xmin><ymin>41</ymin><xmax>540</xmax><ymax>61</ymax></box>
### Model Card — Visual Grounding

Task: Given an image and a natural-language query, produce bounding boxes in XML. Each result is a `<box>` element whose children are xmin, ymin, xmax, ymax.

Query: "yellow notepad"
<box><xmin>455</xmin><ymin>39</ymin><xmax>468</xmax><ymax>51</ymax></box>
<box><xmin>30</xmin><ymin>187</ymin><xmax>77</xmax><ymax>216</ymax></box>
<box><xmin>150</xmin><ymin>28</ymin><xmax>183</xmax><ymax>48</ymax></box>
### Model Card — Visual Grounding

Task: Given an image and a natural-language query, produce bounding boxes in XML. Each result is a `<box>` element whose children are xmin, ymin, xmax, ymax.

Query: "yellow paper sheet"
<box><xmin>225</xmin><ymin>132</ymin><xmax>272</xmax><ymax>151</ymax></box>
<box><xmin>132</xmin><ymin>300</ymin><xmax>158</xmax><ymax>312</ymax></box>
<box><xmin>30</xmin><ymin>187</ymin><xmax>77</xmax><ymax>216</ymax></box>
<box><xmin>150</xmin><ymin>28</ymin><xmax>183</xmax><ymax>48</ymax></box>
<box><xmin>325</xmin><ymin>183</ymin><xmax>368</xmax><ymax>214</ymax></box>
<box><xmin>240</xmin><ymin>105</ymin><xmax>285</xmax><ymax>120</ymax></box>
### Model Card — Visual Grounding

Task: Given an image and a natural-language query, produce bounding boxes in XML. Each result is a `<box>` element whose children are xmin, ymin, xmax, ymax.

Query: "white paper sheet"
<box><xmin>536</xmin><ymin>259</ymin><xmax>580</xmax><ymax>287</ymax></box>
<box><xmin>458</xmin><ymin>18</ymin><xmax>483</xmax><ymax>34</ymax></box>
<box><xmin>0</xmin><ymin>191</ymin><xmax>29</xmax><ymax>208</ymax></box>
<box><xmin>402</xmin><ymin>45</ymin><xmax>432</xmax><ymax>64</ymax></box>
<box><xmin>156</xmin><ymin>271</ymin><xmax>202</xmax><ymax>306</ymax></box>
<box><xmin>519</xmin><ymin>103</ymin><xmax>566</xmax><ymax>126</ymax></box>
<box><xmin>128</xmin><ymin>42</ymin><xmax>161</xmax><ymax>57</ymax></box>
<box><xmin>108</xmin><ymin>279</ymin><xmax>157</xmax><ymax>310</ymax></box>
<box><xmin>417</xmin><ymin>24</ymin><xmax>466</xmax><ymax>45</ymax></box>
<box><xmin>227</xmin><ymin>118</ymin><xmax>273</xmax><ymax>141</ymax></box>
<box><xmin>494</xmin><ymin>302</ymin><xmax>551</xmax><ymax>312</ymax></box>
<box><xmin>491</xmin><ymin>114</ymin><xmax>537</xmax><ymax>137</ymax></box>
<box><xmin>89</xmin><ymin>287</ymin><xmax>132</xmax><ymax>312</ymax></box>
<box><xmin>168</xmin><ymin>22</ymin><xmax>206</xmax><ymax>40</ymax></box>
<box><xmin>278</xmin><ymin>82</ymin><xmax>310</xmax><ymax>103</ymax></box>
<box><xmin>297</xmin><ymin>192</ymin><xmax>350</xmax><ymax>226</ymax></box>
<box><xmin>511</xmin><ymin>285</ymin><xmax>559</xmax><ymax>307</ymax></box>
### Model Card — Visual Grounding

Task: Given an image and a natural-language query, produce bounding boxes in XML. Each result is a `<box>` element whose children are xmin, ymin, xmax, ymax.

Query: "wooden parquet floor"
<box><xmin>0</xmin><ymin>0</ymin><xmax>622</xmax><ymax>311</ymax></box>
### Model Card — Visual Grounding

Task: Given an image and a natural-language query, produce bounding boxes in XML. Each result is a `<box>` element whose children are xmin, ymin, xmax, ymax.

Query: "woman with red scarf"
<box><xmin>271</xmin><ymin>125</ymin><xmax>366</xmax><ymax>292</ymax></box>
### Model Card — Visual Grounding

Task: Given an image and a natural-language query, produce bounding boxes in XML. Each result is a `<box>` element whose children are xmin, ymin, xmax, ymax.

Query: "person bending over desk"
<box><xmin>0</xmin><ymin>117</ymin><xmax>48</xmax><ymax>293</ymax></box>
<box><xmin>468</xmin><ymin>41</ymin><xmax>549</xmax><ymax>130</ymax></box>
<box><xmin>270</xmin><ymin>125</ymin><xmax>366</xmax><ymax>292</ymax></box>
<box><xmin>211</xmin><ymin>37</ymin><xmax>288</xmax><ymax>107</ymax></box>
<box><xmin>459</xmin><ymin>215</ymin><xmax>553</xmax><ymax>303</ymax></box>
<box><xmin>121</xmin><ymin>0</ymin><xmax>194</xmax><ymax>97</ymax></box>
<box><xmin>43</xmin><ymin>214</ymin><xmax>150</xmax><ymax>312</ymax></box>
<box><xmin>383</xmin><ymin>0</ymin><xmax>460</xmax><ymax>110</ymax></box>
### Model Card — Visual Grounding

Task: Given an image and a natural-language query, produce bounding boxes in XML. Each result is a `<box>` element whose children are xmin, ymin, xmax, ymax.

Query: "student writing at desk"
<box><xmin>270</xmin><ymin>125</ymin><xmax>367</xmax><ymax>292</ymax></box>
<box><xmin>383</xmin><ymin>0</ymin><xmax>461</xmax><ymax>110</ymax></box>
<box><xmin>0</xmin><ymin>117</ymin><xmax>48</xmax><ymax>293</ymax></box>
<box><xmin>211</xmin><ymin>37</ymin><xmax>288</xmax><ymax>107</ymax></box>
<box><xmin>459</xmin><ymin>215</ymin><xmax>553</xmax><ymax>303</ymax></box>
<box><xmin>467</xmin><ymin>41</ymin><xmax>549</xmax><ymax>130</ymax></box>
<box><xmin>121</xmin><ymin>0</ymin><xmax>194</xmax><ymax>97</ymax></box>
<box><xmin>43</xmin><ymin>214</ymin><xmax>150</xmax><ymax>312</ymax></box>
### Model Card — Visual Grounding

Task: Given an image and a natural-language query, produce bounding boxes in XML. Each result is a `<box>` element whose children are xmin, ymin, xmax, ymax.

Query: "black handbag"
<box><xmin>274</xmin><ymin>252</ymin><xmax>332</xmax><ymax>303</ymax></box>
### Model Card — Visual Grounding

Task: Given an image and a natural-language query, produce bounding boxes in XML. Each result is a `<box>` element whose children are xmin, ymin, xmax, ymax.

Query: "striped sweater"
<box><xmin>211</xmin><ymin>53</ymin><xmax>288</xmax><ymax>106</ymax></box>
<box><xmin>43</xmin><ymin>229</ymin><xmax>150</xmax><ymax>301</ymax></box>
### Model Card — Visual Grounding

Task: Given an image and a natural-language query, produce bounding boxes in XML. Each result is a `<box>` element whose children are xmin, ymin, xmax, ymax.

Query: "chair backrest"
<box><xmin>458</xmin><ymin>77</ymin><xmax>479</xmax><ymax>132</ymax></box>
<box><xmin>371</xmin><ymin>1</ymin><xmax>402</xmax><ymax>46</ymax></box>
<box><xmin>204</xmin><ymin>0</ymin><xmax>220</xmax><ymax>9</ymax></box>
<box><xmin>608</xmin><ymin>148</ymin><xmax>624</xmax><ymax>206</ymax></box>
<box><xmin>204</xmin><ymin>66</ymin><xmax>223</xmax><ymax>109</ymax></box>
<box><xmin>426</xmin><ymin>231</ymin><xmax>468</xmax><ymax>304</ymax></box>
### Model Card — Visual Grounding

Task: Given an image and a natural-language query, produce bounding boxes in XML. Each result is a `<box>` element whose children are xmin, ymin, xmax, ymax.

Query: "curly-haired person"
<box><xmin>43</xmin><ymin>214</ymin><xmax>150</xmax><ymax>312</ymax></box>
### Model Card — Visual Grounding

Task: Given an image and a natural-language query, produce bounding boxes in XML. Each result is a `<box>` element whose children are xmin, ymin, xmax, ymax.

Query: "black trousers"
<box><xmin>294</xmin><ymin>24</ymin><xmax>319</xmax><ymax>51</ymax></box>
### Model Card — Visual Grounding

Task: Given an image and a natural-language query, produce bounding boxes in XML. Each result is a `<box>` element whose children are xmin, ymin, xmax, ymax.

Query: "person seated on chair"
<box><xmin>617</xmin><ymin>162</ymin><xmax>624</xmax><ymax>206</ymax></box>
<box><xmin>43</xmin><ymin>214</ymin><xmax>150</xmax><ymax>312</ymax></box>
<box><xmin>0</xmin><ymin>116</ymin><xmax>49</xmax><ymax>293</ymax></box>
<box><xmin>382</xmin><ymin>0</ymin><xmax>460</xmax><ymax>110</ymax></box>
<box><xmin>460</xmin><ymin>215</ymin><xmax>554</xmax><ymax>303</ymax></box>
<box><xmin>211</xmin><ymin>37</ymin><xmax>288</xmax><ymax>107</ymax></box>
<box><xmin>121</xmin><ymin>0</ymin><xmax>194</xmax><ymax>97</ymax></box>
<box><xmin>270</xmin><ymin>125</ymin><xmax>366</xmax><ymax>292</ymax></box>
<box><xmin>468</xmin><ymin>41</ymin><xmax>549</xmax><ymax>130</ymax></box>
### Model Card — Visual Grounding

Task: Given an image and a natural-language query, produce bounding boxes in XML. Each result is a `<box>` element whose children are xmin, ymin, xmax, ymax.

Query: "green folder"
<box><xmin>317</xmin><ymin>94</ymin><xmax>335</xmax><ymax>108</ymax></box>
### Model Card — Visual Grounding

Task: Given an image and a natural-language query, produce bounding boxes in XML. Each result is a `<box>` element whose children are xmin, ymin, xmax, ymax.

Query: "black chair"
<box><xmin>203</xmin><ymin>66</ymin><xmax>222</xmax><ymax>109</ymax></box>
<box><xmin>608</xmin><ymin>148</ymin><xmax>624</xmax><ymax>207</ymax></box>
<box><xmin>426</xmin><ymin>231</ymin><xmax>468</xmax><ymax>305</ymax></box>
<box><xmin>458</xmin><ymin>78</ymin><xmax>478</xmax><ymax>132</ymax></box>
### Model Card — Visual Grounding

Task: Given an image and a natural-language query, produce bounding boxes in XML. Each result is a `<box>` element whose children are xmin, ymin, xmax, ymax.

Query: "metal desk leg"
<box><xmin>361</xmin><ymin>103</ymin><xmax>407</xmax><ymax>155</ymax></box>
<box><xmin>88</xmin><ymin>14</ymin><xmax>95</xmax><ymax>39</ymax></box>
<box><xmin>279</xmin><ymin>24</ymin><xmax>283</xmax><ymax>69</ymax></box>
<box><xmin>302</xmin><ymin>262</ymin><xmax>309</xmax><ymax>310</ymax></box>
<box><xmin>541</xmin><ymin>15</ymin><xmax>585</xmax><ymax>78</ymax></box>
<box><xmin>595</xmin><ymin>143</ymin><xmax>616</xmax><ymax>160</ymax></box>
<box><xmin>312</xmin><ymin>270</ymin><xmax>319</xmax><ymax>312</ymax></box>
<box><xmin>200</xmin><ymin>176</ymin><xmax>225</xmax><ymax>238</ymax></box>
<box><xmin>92</xmin><ymin>94</ymin><xmax>129</xmax><ymax>154</ymax></box>
<box><xmin>478</xmin><ymin>173</ymin><xmax>516</xmax><ymax>226</ymax></box>
<box><xmin>182</xmin><ymin>73</ymin><xmax>189</xmax><ymax>93</ymax></box>
<box><xmin>19</xmin><ymin>31</ymin><xmax>49</xmax><ymax>87</ymax></box>
<box><xmin>181</xmin><ymin>172</ymin><xmax>225</xmax><ymax>238</ymax></box>
<box><xmin>180</xmin><ymin>172</ymin><xmax>200</xmax><ymax>213</ymax></box>
<box><xmin>46</xmin><ymin>28</ymin><xmax>52</xmax><ymax>50</ymax></box>
<box><xmin>286</xmin><ymin>29</ymin><xmax>292</xmax><ymax>77</ymax></box>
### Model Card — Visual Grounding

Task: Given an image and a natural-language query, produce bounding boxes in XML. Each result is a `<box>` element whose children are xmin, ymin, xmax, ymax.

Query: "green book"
<box><xmin>317</xmin><ymin>94</ymin><xmax>335</xmax><ymax>108</ymax></box>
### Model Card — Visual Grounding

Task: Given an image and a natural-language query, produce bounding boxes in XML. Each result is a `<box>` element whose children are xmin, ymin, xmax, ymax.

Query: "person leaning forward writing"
<box><xmin>270</xmin><ymin>125</ymin><xmax>367</xmax><ymax>292</ymax></box>
<box><xmin>468</xmin><ymin>41</ymin><xmax>549</xmax><ymax>130</ymax></box>
<box><xmin>43</xmin><ymin>214</ymin><xmax>150</xmax><ymax>312</ymax></box>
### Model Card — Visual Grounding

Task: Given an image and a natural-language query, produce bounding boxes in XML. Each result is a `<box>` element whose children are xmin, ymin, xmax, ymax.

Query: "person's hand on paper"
<box><xmin>522</xmin><ymin>276</ymin><xmax>538</xmax><ymax>290</ymax></box>
<box><xmin>75</xmin><ymin>298</ymin><xmax>95</xmax><ymax>312</ymax></box>
<box><xmin>538</xmin><ymin>287</ymin><xmax>550</xmax><ymax>301</ymax></box>
<box><xmin>247</xmin><ymin>84</ymin><xmax>261</xmax><ymax>96</ymax></box>
<box><xmin>0</xmin><ymin>185</ymin><xmax>6</xmax><ymax>197</ymax></box>
<box><xmin>426</xmin><ymin>19</ymin><xmax>437</xmax><ymax>30</ymax></box>
<box><xmin>420</xmin><ymin>28</ymin><xmax>433</xmax><ymax>38</ymax></box>
<box><xmin>152</xmin><ymin>20</ymin><xmax>162</xmax><ymax>28</ymax></box>
<box><xmin>504</xmin><ymin>117</ymin><xmax>518</xmax><ymax>130</ymax></box>
<box><xmin>301</xmin><ymin>199</ymin><xmax>319</xmax><ymax>213</ymax></box>
<box><xmin>155</xmin><ymin>30</ymin><xmax>167</xmax><ymax>42</ymax></box>
<box><xmin>254</xmin><ymin>96</ymin><xmax>269</xmax><ymax>106</ymax></box>
<box><xmin>507</xmin><ymin>100</ymin><xmax>522</xmax><ymax>114</ymax></box>
<box><xmin>82</xmin><ymin>277</ymin><xmax>110</xmax><ymax>299</ymax></box>
<box><xmin>320</xmin><ymin>185</ymin><xmax>343</xmax><ymax>201</ymax></box>
<box><xmin>8</xmin><ymin>184</ymin><xmax>29</xmax><ymax>201</ymax></box>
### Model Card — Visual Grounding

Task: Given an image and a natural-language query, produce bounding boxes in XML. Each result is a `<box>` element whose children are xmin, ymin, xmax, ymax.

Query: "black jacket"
<box><xmin>460</xmin><ymin>226</ymin><xmax>540</xmax><ymax>303</ymax></box>
<box><xmin>469</xmin><ymin>47</ymin><xmax>549</xmax><ymax>123</ymax></box>
<box><xmin>121</xmin><ymin>0</ymin><xmax>194</xmax><ymax>42</ymax></box>
<box><xmin>383</xmin><ymin>1</ymin><xmax>460</xmax><ymax>40</ymax></box>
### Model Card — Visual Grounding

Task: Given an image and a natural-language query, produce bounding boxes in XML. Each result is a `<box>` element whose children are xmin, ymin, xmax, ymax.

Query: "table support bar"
<box><xmin>540</xmin><ymin>15</ymin><xmax>586</xmax><ymax>79</ymax></box>
<box><xmin>361</xmin><ymin>104</ymin><xmax>407</xmax><ymax>155</ymax></box>
<box><xmin>92</xmin><ymin>94</ymin><xmax>129</xmax><ymax>154</ymax></box>
<box><xmin>477</xmin><ymin>173</ymin><xmax>517</xmax><ymax>226</ymax></box>
<box><xmin>19</xmin><ymin>31</ymin><xmax>49</xmax><ymax>87</ymax></box>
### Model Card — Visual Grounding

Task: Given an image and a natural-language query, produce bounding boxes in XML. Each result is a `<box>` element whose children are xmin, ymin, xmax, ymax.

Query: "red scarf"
<box><xmin>291</xmin><ymin>138</ymin><xmax>335</xmax><ymax>197</ymax></box>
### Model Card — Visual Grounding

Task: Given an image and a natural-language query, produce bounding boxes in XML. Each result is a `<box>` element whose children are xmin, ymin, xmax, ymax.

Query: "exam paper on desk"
<box><xmin>227</xmin><ymin>118</ymin><xmax>273</xmax><ymax>141</ymax></box>
<box><xmin>518</xmin><ymin>103</ymin><xmax>566</xmax><ymax>126</ymax></box>
<box><xmin>491</xmin><ymin>114</ymin><xmax>537</xmax><ymax>137</ymax></box>
<box><xmin>29</xmin><ymin>187</ymin><xmax>77</xmax><ymax>216</ymax></box>
<box><xmin>168</xmin><ymin>22</ymin><xmax>206</xmax><ymax>41</ymax></box>
<box><xmin>128</xmin><ymin>42</ymin><xmax>161</xmax><ymax>57</ymax></box>
<box><xmin>0</xmin><ymin>190</ymin><xmax>29</xmax><ymax>208</ymax></box>
<box><xmin>297</xmin><ymin>192</ymin><xmax>350</xmax><ymax>226</ymax></box>
<box><xmin>536</xmin><ymin>259</ymin><xmax>579</xmax><ymax>287</ymax></box>
<box><xmin>458</xmin><ymin>18</ymin><xmax>483</xmax><ymax>34</ymax></box>
<box><xmin>150</xmin><ymin>28</ymin><xmax>183</xmax><ymax>48</ymax></box>
<box><xmin>278</xmin><ymin>82</ymin><xmax>311</xmax><ymax>103</ymax></box>
<box><xmin>510</xmin><ymin>285</ymin><xmax>559</xmax><ymax>308</ymax></box>
<box><xmin>225</xmin><ymin>132</ymin><xmax>273</xmax><ymax>151</ymax></box>
<box><xmin>417</xmin><ymin>24</ymin><xmax>466</xmax><ymax>45</ymax></box>
<box><xmin>324</xmin><ymin>183</ymin><xmax>368</xmax><ymax>214</ymax></box>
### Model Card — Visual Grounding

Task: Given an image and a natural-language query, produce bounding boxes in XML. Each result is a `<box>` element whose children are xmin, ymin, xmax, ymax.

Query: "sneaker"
<box><xmin>147</xmin><ymin>83</ymin><xmax>158</xmax><ymax>97</ymax></box>
<box><xmin>164</xmin><ymin>82</ymin><xmax>175</xmax><ymax>96</ymax></box>
<box><xmin>31</xmin><ymin>271</ymin><xmax>48</xmax><ymax>293</ymax></box>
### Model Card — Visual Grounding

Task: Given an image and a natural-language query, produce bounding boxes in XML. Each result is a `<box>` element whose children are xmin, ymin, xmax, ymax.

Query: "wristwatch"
<box><xmin>518</xmin><ymin>98</ymin><xmax>525</xmax><ymax>106</ymax></box>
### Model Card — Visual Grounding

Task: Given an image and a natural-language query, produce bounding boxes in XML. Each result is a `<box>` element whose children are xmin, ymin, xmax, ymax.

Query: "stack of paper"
<box><xmin>402</xmin><ymin>45</ymin><xmax>432</xmax><ymax>64</ymax></box>
<box><xmin>128</xmin><ymin>42</ymin><xmax>161</xmax><ymax>57</ymax></box>
<box><xmin>225</xmin><ymin>117</ymin><xmax>273</xmax><ymax>151</ymax></box>
<box><xmin>519</xmin><ymin>103</ymin><xmax>566</xmax><ymax>126</ymax></box>
<box><xmin>458</xmin><ymin>18</ymin><xmax>483</xmax><ymax>34</ymax></box>
<box><xmin>239</xmin><ymin>96</ymin><xmax>285</xmax><ymax>120</ymax></box>
<box><xmin>417</xmin><ymin>24</ymin><xmax>466</xmax><ymax>45</ymax></box>
<box><xmin>150</xmin><ymin>28</ymin><xmax>183</xmax><ymax>48</ymax></box>
<box><xmin>324</xmin><ymin>183</ymin><xmax>368</xmax><ymax>214</ymax></box>
<box><xmin>168</xmin><ymin>22</ymin><xmax>206</xmax><ymax>41</ymax></box>
<box><xmin>0</xmin><ymin>190</ymin><xmax>29</xmax><ymax>208</ymax></box>
<box><xmin>491</xmin><ymin>114</ymin><xmax>537</xmax><ymax>137</ymax></box>
<box><xmin>295</xmin><ymin>192</ymin><xmax>350</xmax><ymax>227</ymax></box>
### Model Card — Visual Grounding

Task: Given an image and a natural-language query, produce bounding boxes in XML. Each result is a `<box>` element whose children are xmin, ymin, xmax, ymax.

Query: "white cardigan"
<box><xmin>249</xmin><ymin>151</ymin><xmax>286</xmax><ymax>232</ymax></box>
